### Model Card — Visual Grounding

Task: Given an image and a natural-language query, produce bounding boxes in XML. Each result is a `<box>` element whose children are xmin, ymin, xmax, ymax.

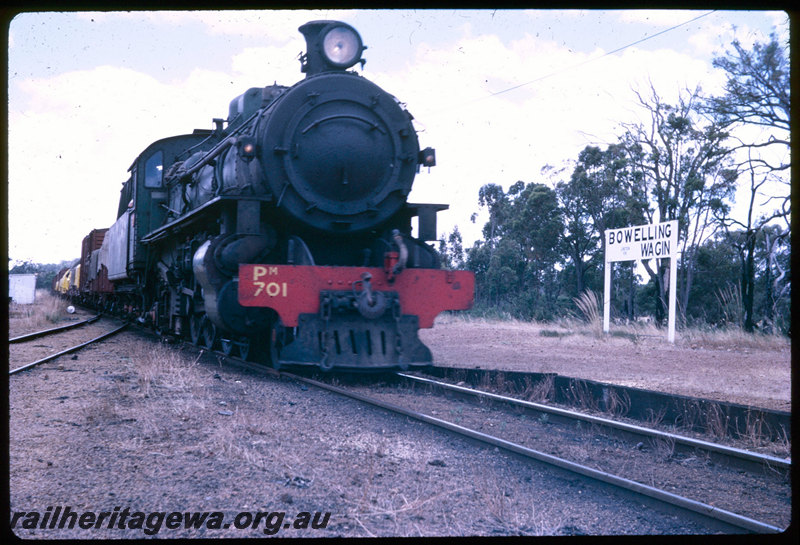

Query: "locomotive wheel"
<box><xmin>200</xmin><ymin>317</ymin><xmax>219</xmax><ymax>350</ymax></box>
<box><xmin>241</xmin><ymin>337</ymin><xmax>273</xmax><ymax>366</ymax></box>
<box><xmin>154</xmin><ymin>313</ymin><xmax>168</xmax><ymax>336</ymax></box>
<box><xmin>228</xmin><ymin>334</ymin><xmax>270</xmax><ymax>365</ymax></box>
<box><xmin>267</xmin><ymin>325</ymin><xmax>282</xmax><ymax>369</ymax></box>
<box><xmin>220</xmin><ymin>338</ymin><xmax>235</xmax><ymax>357</ymax></box>
<box><xmin>189</xmin><ymin>314</ymin><xmax>203</xmax><ymax>346</ymax></box>
<box><xmin>235</xmin><ymin>340</ymin><xmax>251</xmax><ymax>361</ymax></box>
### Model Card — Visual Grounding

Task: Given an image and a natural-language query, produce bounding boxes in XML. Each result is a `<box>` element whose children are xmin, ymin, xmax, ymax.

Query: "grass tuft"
<box><xmin>8</xmin><ymin>290</ymin><xmax>69</xmax><ymax>336</ymax></box>
<box><xmin>678</xmin><ymin>326</ymin><xmax>789</xmax><ymax>351</ymax></box>
<box><xmin>715</xmin><ymin>283</ymin><xmax>743</xmax><ymax>328</ymax></box>
<box><xmin>573</xmin><ymin>291</ymin><xmax>602</xmax><ymax>338</ymax></box>
<box><xmin>129</xmin><ymin>343</ymin><xmax>201</xmax><ymax>399</ymax></box>
<box><xmin>538</xmin><ymin>329</ymin><xmax>563</xmax><ymax>338</ymax></box>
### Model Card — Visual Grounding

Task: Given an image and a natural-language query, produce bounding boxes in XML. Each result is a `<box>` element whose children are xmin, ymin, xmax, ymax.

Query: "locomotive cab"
<box><xmin>99</xmin><ymin>131</ymin><xmax>221</xmax><ymax>285</ymax></box>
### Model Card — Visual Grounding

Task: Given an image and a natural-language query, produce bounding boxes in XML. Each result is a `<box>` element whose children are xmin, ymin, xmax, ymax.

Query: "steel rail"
<box><xmin>279</xmin><ymin>370</ymin><xmax>783</xmax><ymax>535</ymax></box>
<box><xmin>423</xmin><ymin>365</ymin><xmax>791</xmax><ymax>443</ymax></box>
<box><xmin>9</xmin><ymin>324</ymin><xmax>129</xmax><ymax>376</ymax></box>
<box><xmin>399</xmin><ymin>373</ymin><xmax>791</xmax><ymax>471</ymax></box>
<box><xmin>9</xmin><ymin>315</ymin><xmax>103</xmax><ymax>343</ymax></box>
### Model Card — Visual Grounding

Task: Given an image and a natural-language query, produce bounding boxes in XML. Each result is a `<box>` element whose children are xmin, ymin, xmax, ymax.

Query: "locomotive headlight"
<box><xmin>419</xmin><ymin>147</ymin><xmax>436</xmax><ymax>168</ymax></box>
<box><xmin>238</xmin><ymin>136</ymin><xmax>256</xmax><ymax>159</ymax></box>
<box><xmin>322</xmin><ymin>24</ymin><xmax>363</xmax><ymax>68</ymax></box>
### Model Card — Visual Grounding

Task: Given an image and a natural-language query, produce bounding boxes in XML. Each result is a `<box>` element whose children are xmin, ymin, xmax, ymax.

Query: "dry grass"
<box><xmin>114</xmin><ymin>344</ymin><xmax>209</xmax><ymax>444</ymax></box>
<box><xmin>702</xmin><ymin>402</ymin><xmax>730</xmax><ymax>440</ymax></box>
<box><xmin>563</xmin><ymin>380</ymin><xmax>599</xmax><ymax>412</ymax></box>
<box><xmin>678</xmin><ymin>326</ymin><xmax>789</xmax><ymax>351</ymax></box>
<box><xmin>129</xmin><ymin>343</ymin><xmax>203</xmax><ymax>398</ymax></box>
<box><xmin>8</xmin><ymin>290</ymin><xmax>68</xmax><ymax>335</ymax></box>
<box><xmin>644</xmin><ymin>406</ymin><xmax>668</xmax><ymax>428</ymax></box>
<box><xmin>735</xmin><ymin>412</ymin><xmax>791</xmax><ymax>457</ymax></box>
<box><xmin>516</xmin><ymin>375</ymin><xmax>555</xmax><ymax>403</ymax></box>
<box><xmin>648</xmin><ymin>436</ymin><xmax>676</xmax><ymax>462</ymax></box>
<box><xmin>715</xmin><ymin>283</ymin><xmax>743</xmax><ymax>328</ymax></box>
<box><xmin>573</xmin><ymin>291</ymin><xmax>602</xmax><ymax>338</ymax></box>
<box><xmin>476</xmin><ymin>474</ymin><xmax>565</xmax><ymax>535</ymax></box>
<box><xmin>210</xmin><ymin>423</ymin><xmax>273</xmax><ymax>471</ymax></box>
<box><xmin>602</xmin><ymin>387</ymin><xmax>631</xmax><ymax>418</ymax></box>
<box><xmin>666</xmin><ymin>400</ymin><xmax>790</xmax><ymax>455</ymax></box>
<box><xmin>437</xmin><ymin>312</ymin><xmax>789</xmax><ymax>351</ymax></box>
<box><xmin>478</xmin><ymin>370</ymin><xmax>513</xmax><ymax>394</ymax></box>
<box><xmin>323</xmin><ymin>437</ymin><xmax>464</xmax><ymax>537</ymax></box>
<box><xmin>320</xmin><ymin>427</ymin><xmax>573</xmax><ymax>536</ymax></box>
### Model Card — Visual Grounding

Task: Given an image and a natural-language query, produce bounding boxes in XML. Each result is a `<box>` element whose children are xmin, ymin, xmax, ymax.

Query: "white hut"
<box><xmin>9</xmin><ymin>274</ymin><xmax>37</xmax><ymax>304</ymax></box>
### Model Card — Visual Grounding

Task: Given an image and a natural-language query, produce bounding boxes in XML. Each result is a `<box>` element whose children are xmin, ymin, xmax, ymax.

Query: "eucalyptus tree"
<box><xmin>705</xmin><ymin>32</ymin><xmax>790</xmax><ymax>332</ymax></box>
<box><xmin>556</xmin><ymin>144</ymin><xmax>647</xmax><ymax>318</ymax></box>
<box><xmin>437</xmin><ymin>226</ymin><xmax>466</xmax><ymax>270</ymax></box>
<box><xmin>618</xmin><ymin>83</ymin><xmax>735</xmax><ymax>324</ymax></box>
<box><xmin>467</xmin><ymin>181</ymin><xmax>564</xmax><ymax>319</ymax></box>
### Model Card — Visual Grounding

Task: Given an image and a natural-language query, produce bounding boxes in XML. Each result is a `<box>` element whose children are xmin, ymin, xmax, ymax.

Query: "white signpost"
<box><xmin>604</xmin><ymin>220</ymin><xmax>678</xmax><ymax>342</ymax></box>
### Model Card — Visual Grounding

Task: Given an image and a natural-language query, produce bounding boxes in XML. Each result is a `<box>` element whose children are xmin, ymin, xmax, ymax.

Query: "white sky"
<box><xmin>6</xmin><ymin>9</ymin><xmax>789</xmax><ymax>266</ymax></box>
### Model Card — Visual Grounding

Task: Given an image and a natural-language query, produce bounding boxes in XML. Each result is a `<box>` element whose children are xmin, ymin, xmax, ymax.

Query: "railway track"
<box><xmin>398</xmin><ymin>373</ymin><xmax>791</xmax><ymax>473</ymax></box>
<box><xmin>9</xmin><ymin>319</ymin><xmax>128</xmax><ymax>376</ymax></box>
<box><xmin>10</xmin><ymin>311</ymin><xmax>787</xmax><ymax>535</ymax></box>
<box><xmin>9</xmin><ymin>314</ymin><xmax>103</xmax><ymax>343</ymax></box>
<box><xmin>203</xmin><ymin>351</ymin><xmax>784</xmax><ymax>534</ymax></box>
<box><xmin>420</xmin><ymin>366</ymin><xmax>791</xmax><ymax>443</ymax></box>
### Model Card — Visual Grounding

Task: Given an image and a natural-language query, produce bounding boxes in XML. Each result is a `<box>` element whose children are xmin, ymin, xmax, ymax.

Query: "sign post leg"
<box><xmin>603</xmin><ymin>259</ymin><xmax>611</xmax><ymax>334</ymax></box>
<box><xmin>668</xmin><ymin>256</ymin><xmax>677</xmax><ymax>343</ymax></box>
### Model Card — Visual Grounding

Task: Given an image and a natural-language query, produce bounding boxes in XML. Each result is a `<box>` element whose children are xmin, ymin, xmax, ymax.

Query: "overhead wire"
<box><xmin>424</xmin><ymin>10</ymin><xmax>717</xmax><ymax>117</ymax></box>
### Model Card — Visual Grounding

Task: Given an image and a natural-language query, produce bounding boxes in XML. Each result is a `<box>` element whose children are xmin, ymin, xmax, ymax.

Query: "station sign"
<box><xmin>605</xmin><ymin>220</ymin><xmax>677</xmax><ymax>263</ymax></box>
<box><xmin>603</xmin><ymin>220</ymin><xmax>679</xmax><ymax>343</ymax></box>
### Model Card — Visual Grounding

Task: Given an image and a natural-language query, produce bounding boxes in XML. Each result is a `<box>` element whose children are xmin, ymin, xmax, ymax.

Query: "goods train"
<box><xmin>54</xmin><ymin>20</ymin><xmax>474</xmax><ymax>370</ymax></box>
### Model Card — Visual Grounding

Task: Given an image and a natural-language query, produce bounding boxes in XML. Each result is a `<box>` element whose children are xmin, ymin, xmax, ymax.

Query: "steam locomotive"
<box><xmin>63</xmin><ymin>20</ymin><xmax>474</xmax><ymax>370</ymax></box>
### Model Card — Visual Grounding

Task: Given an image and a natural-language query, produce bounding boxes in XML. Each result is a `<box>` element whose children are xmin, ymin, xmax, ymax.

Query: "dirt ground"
<box><xmin>9</xmin><ymin>325</ymin><xmax>718</xmax><ymax>538</ymax></box>
<box><xmin>420</xmin><ymin>316</ymin><xmax>792</xmax><ymax>412</ymax></box>
<box><xmin>7</xmin><ymin>300</ymin><xmax>792</xmax><ymax>537</ymax></box>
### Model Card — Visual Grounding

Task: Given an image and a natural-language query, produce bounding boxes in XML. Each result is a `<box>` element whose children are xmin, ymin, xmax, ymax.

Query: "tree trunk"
<box><xmin>764</xmin><ymin>252</ymin><xmax>773</xmax><ymax>326</ymax></box>
<box><xmin>741</xmin><ymin>232</ymin><xmax>756</xmax><ymax>332</ymax></box>
<box><xmin>653</xmin><ymin>262</ymin><xmax>666</xmax><ymax>325</ymax></box>
<box><xmin>678</xmin><ymin>249</ymin><xmax>694</xmax><ymax>326</ymax></box>
<box><xmin>627</xmin><ymin>264</ymin><xmax>635</xmax><ymax>321</ymax></box>
<box><xmin>573</xmin><ymin>247</ymin><xmax>584</xmax><ymax>295</ymax></box>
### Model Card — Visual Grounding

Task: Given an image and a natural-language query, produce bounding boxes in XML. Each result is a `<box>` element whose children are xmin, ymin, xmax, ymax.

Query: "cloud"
<box><xmin>230</xmin><ymin>44</ymin><xmax>303</xmax><ymax>84</ymax></box>
<box><xmin>76</xmin><ymin>9</ymin><xmax>357</xmax><ymax>41</ymax></box>
<box><xmin>365</xmin><ymin>27</ymin><xmax>731</xmax><ymax>247</ymax></box>
<box><xmin>617</xmin><ymin>10</ymin><xmax>707</xmax><ymax>26</ymax></box>
<box><xmin>687</xmin><ymin>16</ymin><xmax>787</xmax><ymax>59</ymax></box>
<box><xmin>7</xmin><ymin>63</ymin><xmax>239</xmax><ymax>263</ymax></box>
<box><xmin>7</xmin><ymin>10</ymin><xmax>786</xmax><ymax>264</ymax></box>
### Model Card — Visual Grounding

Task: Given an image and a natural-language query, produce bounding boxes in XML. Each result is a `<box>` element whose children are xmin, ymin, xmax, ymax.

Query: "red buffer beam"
<box><xmin>238</xmin><ymin>264</ymin><xmax>474</xmax><ymax>328</ymax></box>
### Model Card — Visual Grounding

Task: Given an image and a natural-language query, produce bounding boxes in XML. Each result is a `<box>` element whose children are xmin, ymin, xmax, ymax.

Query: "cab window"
<box><xmin>117</xmin><ymin>178</ymin><xmax>133</xmax><ymax>218</ymax></box>
<box><xmin>144</xmin><ymin>151</ymin><xmax>163</xmax><ymax>188</ymax></box>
